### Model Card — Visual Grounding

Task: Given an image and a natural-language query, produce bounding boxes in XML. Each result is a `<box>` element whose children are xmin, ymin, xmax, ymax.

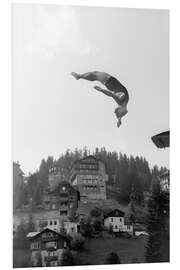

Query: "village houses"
<box><xmin>104</xmin><ymin>209</ymin><xmax>133</xmax><ymax>235</ymax></box>
<box><xmin>27</xmin><ymin>228</ymin><xmax>70</xmax><ymax>267</ymax></box>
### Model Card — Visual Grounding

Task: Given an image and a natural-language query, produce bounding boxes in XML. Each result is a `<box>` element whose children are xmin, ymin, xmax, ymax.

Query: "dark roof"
<box><xmin>104</xmin><ymin>208</ymin><xmax>125</xmax><ymax>218</ymax></box>
<box><xmin>151</xmin><ymin>131</ymin><xmax>170</xmax><ymax>148</ymax></box>
<box><xmin>50</xmin><ymin>180</ymin><xmax>78</xmax><ymax>194</ymax></box>
<box><xmin>74</xmin><ymin>155</ymin><xmax>99</xmax><ymax>165</ymax></box>
<box><xmin>27</xmin><ymin>227</ymin><xmax>69</xmax><ymax>240</ymax></box>
<box><xmin>68</xmin><ymin>155</ymin><xmax>95</xmax><ymax>175</ymax></box>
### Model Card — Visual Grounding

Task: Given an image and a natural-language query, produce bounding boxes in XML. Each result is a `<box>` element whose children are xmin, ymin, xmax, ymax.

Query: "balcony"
<box><xmin>43</xmin><ymin>196</ymin><xmax>51</xmax><ymax>202</ymax></box>
<box><xmin>59</xmin><ymin>193</ymin><xmax>68</xmax><ymax>197</ymax></box>
<box><xmin>44</xmin><ymin>256</ymin><xmax>58</xmax><ymax>262</ymax></box>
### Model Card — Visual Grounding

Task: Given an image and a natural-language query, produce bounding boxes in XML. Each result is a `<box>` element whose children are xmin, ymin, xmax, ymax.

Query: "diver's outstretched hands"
<box><xmin>94</xmin><ymin>85</ymin><xmax>103</xmax><ymax>92</ymax></box>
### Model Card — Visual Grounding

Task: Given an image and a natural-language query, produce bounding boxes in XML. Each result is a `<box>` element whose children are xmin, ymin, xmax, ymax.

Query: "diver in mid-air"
<box><xmin>71</xmin><ymin>71</ymin><xmax>129</xmax><ymax>127</ymax></box>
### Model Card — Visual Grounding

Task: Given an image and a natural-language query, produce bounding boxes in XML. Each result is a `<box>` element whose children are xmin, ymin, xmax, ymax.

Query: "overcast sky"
<box><xmin>12</xmin><ymin>4</ymin><xmax>169</xmax><ymax>174</ymax></box>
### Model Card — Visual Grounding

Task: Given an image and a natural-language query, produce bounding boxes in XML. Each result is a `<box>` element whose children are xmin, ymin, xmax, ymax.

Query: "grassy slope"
<box><xmin>13</xmin><ymin>249</ymin><xmax>31</xmax><ymax>268</ymax></box>
<box><xmin>75</xmin><ymin>236</ymin><xmax>147</xmax><ymax>265</ymax></box>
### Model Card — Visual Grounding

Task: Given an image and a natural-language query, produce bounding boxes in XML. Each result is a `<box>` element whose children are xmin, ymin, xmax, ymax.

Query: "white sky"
<box><xmin>12</xmin><ymin>4</ymin><xmax>169</xmax><ymax>174</ymax></box>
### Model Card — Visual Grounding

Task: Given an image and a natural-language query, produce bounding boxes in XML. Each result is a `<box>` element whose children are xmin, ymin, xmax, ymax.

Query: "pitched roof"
<box><xmin>26</xmin><ymin>227</ymin><xmax>68</xmax><ymax>240</ymax></box>
<box><xmin>81</xmin><ymin>155</ymin><xmax>99</xmax><ymax>161</ymax></box>
<box><xmin>73</xmin><ymin>155</ymin><xmax>99</xmax><ymax>165</ymax></box>
<box><xmin>26</xmin><ymin>232</ymin><xmax>39</xmax><ymax>238</ymax></box>
<box><xmin>104</xmin><ymin>209</ymin><xmax>125</xmax><ymax>218</ymax></box>
<box><xmin>49</xmin><ymin>180</ymin><xmax>79</xmax><ymax>195</ymax></box>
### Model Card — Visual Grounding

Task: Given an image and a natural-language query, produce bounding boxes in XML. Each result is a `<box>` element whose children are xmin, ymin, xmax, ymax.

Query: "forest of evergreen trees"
<box><xmin>145</xmin><ymin>176</ymin><xmax>169</xmax><ymax>262</ymax></box>
<box><xmin>16</xmin><ymin>147</ymin><xmax>168</xmax><ymax>209</ymax></box>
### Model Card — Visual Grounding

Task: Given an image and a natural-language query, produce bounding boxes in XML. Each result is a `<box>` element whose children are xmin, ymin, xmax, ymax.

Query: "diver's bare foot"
<box><xmin>71</xmin><ymin>72</ymin><xmax>81</xmax><ymax>80</ymax></box>
<box><xmin>94</xmin><ymin>85</ymin><xmax>103</xmax><ymax>91</ymax></box>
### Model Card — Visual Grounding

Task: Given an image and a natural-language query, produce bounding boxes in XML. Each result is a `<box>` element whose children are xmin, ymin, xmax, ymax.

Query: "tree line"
<box><xmin>16</xmin><ymin>147</ymin><xmax>168</xmax><ymax>208</ymax></box>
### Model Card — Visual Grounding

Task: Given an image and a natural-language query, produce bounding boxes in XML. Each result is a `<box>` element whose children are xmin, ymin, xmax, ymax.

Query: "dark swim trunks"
<box><xmin>105</xmin><ymin>76</ymin><xmax>129</xmax><ymax>103</ymax></box>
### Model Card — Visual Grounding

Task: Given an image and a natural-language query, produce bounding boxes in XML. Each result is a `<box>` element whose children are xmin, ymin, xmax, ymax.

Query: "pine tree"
<box><xmin>61</xmin><ymin>250</ymin><xmax>74</xmax><ymax>266</ymax></box>
<box><xmin>126</xmin><ymin>185</ymin><xmax>136</xmax><ymax>225</ymax></box>
<box><xmin>27</xmin><ymin>214</ymin><xmax>35</xmax><ymax>232</ymax></box>
<box><xmin>145</xmin><ymin>177</ymin><xmax>169</xmax><ymax>262</ymax></box>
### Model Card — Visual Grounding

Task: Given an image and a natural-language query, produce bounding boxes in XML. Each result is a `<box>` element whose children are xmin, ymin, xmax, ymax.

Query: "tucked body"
<box><xmin>71</xmin><ymin>71</ymin><xmax>129</xmax><ymax>127</ymax></box>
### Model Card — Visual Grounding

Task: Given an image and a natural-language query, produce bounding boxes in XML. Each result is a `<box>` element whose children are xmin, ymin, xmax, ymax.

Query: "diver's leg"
<box><xmin>94</xmin><ymin>86</ymin><xmax>127</xmax><ymax>107</ymax></box>
<box><xmin>71</xmin><ymin>71</ymin><xmax>110</xmax><ymax>83</ymax></box>
<box><xmin>94</xmin><ymin>86</ymin><xmax>115</xmax><ymax>98</ymax></box>
<box><xmin>71</xmin><ymin>72</ymin><xmax>96</xmax><ymax>81</ymax></box>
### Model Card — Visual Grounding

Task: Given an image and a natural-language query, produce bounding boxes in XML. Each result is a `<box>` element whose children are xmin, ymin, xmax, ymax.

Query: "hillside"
<box><xmin>77</xmin><ymin>199</ymin><xmax>128</xmax><ymax>217</ymax></box>
<box><xmin>15</xmin><ymin>147</ymin><xmax>168</xmax><ymax>209</ymax></box>
<box><xmin>106</xmin><ymin>185</ymin><xmax>127</xmax><ymax>205</ymax></box>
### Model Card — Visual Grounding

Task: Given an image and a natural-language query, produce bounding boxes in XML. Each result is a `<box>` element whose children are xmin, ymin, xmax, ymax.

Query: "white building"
<box><xmin>35</xmin><ymin>217</ymin><xmax>80</xmax><ymax>236</ymax></box>
<box><xmin>104</xmin><ymin>209</ymin><xmax>133</xmax><ymax>235</ymax></box>
<box><xmin>63</xmin><ymin>221</ymin><xmax>80</xmax><ymax>236</ymax></box>
<box><xmin>159</xmin><ymin>170</ymin><xmax>170</xmax><ymax>193</ymax></box>
<box><xmin>36</xmin><ymin>218</ymin><xmax>61</xmax><ymax>232</ymax></box>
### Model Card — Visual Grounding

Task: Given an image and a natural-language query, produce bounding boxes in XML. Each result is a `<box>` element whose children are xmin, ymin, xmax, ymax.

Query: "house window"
<box><xmin>54</xmin><ymin>220</ymin><xmax>57</xmax><ymax>225</ymax></box>
<box><xmin>60</xmin><ymin>202</ymin><xmax>68</xmax><ymax>207</ymax></box>
<box><xmin>60</xmin><ymin>210</ymin><xmax>68</xmax><ymax>216</ymax></box>
<box><xmin>111</xmin><ymin>218</ymin><xmax>113</xmax><ymax>222</ymax></box>
<box><xmin>52</xmin><ymin>204</ymin><xmax>56</xmax><ymax>209</ymax></box>
<box><xmin>43</xmin><ymin>232</ymin><xmax>54</xmax><ymax>238</ymax></box>
<box><xmin>31</xmin><ymin>242</ymin><xmax>40</xmax><ymax>250</ymax></box>
<box><xmin>119</xmin><ymin>218</ymin><xmax>122</xmax><ymax>222</ymax></box>
<box><xmin>49</xmin><ymin>220</ymin><xmax>53</xmax><ymax>225</ymax></box>
<box><xmin>48</xmin><ymin>251</ymin><xmax>56</xmax><ymax>256</ymax></box>
<box><xmin>69</xmin><ymin>203</ymin><xmax>73</xmax><ymax>209</ymax></box>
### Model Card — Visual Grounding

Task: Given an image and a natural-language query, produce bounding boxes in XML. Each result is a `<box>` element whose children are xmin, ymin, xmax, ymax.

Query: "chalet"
<box><xmin>68</xmin><ymin>155</ymin><xmax>108</xmax><ymax>202</ymax></box>
<box><xmin>27</xmin><ymin>228</ymin><xmax>70</xmax><ymax>267</ymax></box>
<box><xmin>42</xmin><ymin>180</ymin><xmax>80</xmax><ymax>218</ymax></box>
<box><xmin>104</xmin><ymin>209</ymin><xmax>133</xmax><ymax>235</ymax></box>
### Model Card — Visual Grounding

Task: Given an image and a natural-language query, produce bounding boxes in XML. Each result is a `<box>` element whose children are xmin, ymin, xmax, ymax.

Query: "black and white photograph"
<box><xmin>12</xmin><ymin>3</ymin><xmax>169</xmax><ymax>267</ymax></box>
